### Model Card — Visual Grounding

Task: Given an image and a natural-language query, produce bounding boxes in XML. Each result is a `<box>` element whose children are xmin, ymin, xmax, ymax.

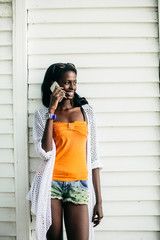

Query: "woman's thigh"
<box><xmin>46</xmin><ymin>198</ymin><xmax>63</xmax><ymax>240</ymax></box>
<box><xmin>63</xmin><ymin>202</ymin><xmax>89</xmax><ymax>240</ymax></box>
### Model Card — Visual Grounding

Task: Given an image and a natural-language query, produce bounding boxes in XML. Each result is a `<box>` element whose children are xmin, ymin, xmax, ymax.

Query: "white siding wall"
<box><xmin>0</xmin><ymin>0</ymin><xmax>30</xmax><ymax>239</ymax></box>
<box><xmin>0</xmin><ymin>1</ymin><xmax>16</xmax><ymax>239</ymax></box>
<box><xmin>27</xmin><ymin>0</ymin><xmax>160</xmax><ymax>239</ymax></box>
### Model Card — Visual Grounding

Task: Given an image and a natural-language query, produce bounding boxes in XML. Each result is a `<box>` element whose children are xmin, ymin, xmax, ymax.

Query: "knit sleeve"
<box><xmin>89</xmin><ymin>106</ymin><xmax>103</xmax><ymax>171</ymax></box>
<box><xmin>33</xmin><ymin>109</ymin><xmax>55</xmax><ymax>160</ymax></box>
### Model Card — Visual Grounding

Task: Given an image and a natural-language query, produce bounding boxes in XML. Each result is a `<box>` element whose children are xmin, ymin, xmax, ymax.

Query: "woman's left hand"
<box><xmin>92</xmin><ymin>202</ymin><xmax>103</xmax><ymax>227</ymax></box>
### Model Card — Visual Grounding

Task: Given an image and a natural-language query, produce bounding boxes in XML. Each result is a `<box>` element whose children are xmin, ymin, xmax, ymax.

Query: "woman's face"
<box><xmin>51</xmin><ymin>70</ymin><xmax>77</xmax><ymax>100</ymax></box>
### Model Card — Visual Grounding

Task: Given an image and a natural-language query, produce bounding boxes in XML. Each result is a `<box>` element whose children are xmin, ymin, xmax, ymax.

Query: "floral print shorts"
<box><xmin>51</xmin><ymin>180</ymin><xmax>89</xmax><ymax>205</ymax></box>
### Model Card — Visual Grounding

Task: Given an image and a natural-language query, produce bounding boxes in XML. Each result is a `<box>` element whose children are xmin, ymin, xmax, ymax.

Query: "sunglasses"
<box><xmin>55</xmin><ymin>63</ymin><xmax>75</xmax><ymax>69</ymax></box>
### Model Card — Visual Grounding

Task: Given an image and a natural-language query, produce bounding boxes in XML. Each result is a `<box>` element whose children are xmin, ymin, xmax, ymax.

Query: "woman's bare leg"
<box><xmin>63</xmin><ymin>202</ymin><xmax>89</xmax><ymax>240</ymax></box>
<box><xmin>46</xmin><ymin>198</ymin><xmax>63</xmax><ymax>240</ymax></box>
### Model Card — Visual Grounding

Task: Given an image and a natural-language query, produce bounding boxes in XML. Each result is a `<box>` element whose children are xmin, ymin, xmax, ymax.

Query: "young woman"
<box><xmin>26</xmin><ymin>63</ymin><xmax>103</xmax><ymax>240</ymax></box>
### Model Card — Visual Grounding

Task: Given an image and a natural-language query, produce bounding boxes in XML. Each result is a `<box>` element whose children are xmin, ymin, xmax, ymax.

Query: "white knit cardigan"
<box><xmin>26</xmin><ymin>103</ymin><xmax>103</xmax><ymax>240</ymax></box>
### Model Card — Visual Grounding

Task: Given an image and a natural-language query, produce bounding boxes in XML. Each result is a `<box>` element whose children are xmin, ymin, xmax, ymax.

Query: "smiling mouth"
<box><xmin>66</xmin><ymin>91</ymin><xmax>74</xmax><ymax>95</ymax></box>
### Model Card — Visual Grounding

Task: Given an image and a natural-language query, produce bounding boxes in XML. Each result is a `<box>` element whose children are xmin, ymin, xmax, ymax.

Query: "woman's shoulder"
<box><xmin>82</xmin><ymin>103</ymin><xmax>95</xmax><ymax>116</ymax></box>
<box><xmin>81</xmin><ymin>103</ymin><xmax>94</xmax><ymax>111</ymax></box>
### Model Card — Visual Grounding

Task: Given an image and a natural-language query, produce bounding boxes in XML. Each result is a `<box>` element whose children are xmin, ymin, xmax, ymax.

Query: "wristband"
<box><xmin>46</xmin><ymin>112</ymin><xmax>56</xmax><ymax>120</ymax></box>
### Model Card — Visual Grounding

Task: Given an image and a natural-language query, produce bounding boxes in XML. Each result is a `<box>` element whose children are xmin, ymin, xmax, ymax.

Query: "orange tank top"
<box><xmin>52</xmin><ymin>120</ymin><xmax>88</xmax><ymax>181</ymax></box>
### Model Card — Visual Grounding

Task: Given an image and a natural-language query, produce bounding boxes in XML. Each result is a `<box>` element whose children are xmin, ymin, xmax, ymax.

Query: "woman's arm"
<box><xmin>92</xmin><ymin>168</ymin><xmax>103</xmax><ymax>227</ymax></box>
<box><xmin>33</xmin><ymin>86</ymin><xmax>66</xmax><ymax>160</ymax></box>
<box><xmin>92</xmin><ymin>168</ymin><xmax>102</xmax><ymax>204</ymax></box>
<box><xmin>33</xmin><ymin>109</ymin><xmax>55</xmax><ymax>160</ymax></box>
<box><xmin>89</xmin><ymin>105</ymin><xmax>104</xmax><ymax>226</ymax></box>
<box><xmin>41</xmin><ymin>109</ymin><xmax>55</xmax><ymax>152</ymax></box>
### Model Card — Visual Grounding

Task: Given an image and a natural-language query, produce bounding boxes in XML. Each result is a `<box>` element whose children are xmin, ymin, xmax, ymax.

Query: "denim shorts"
<box><xmin>51</xmin><ymin>180</ymin><xmax>89</xmax><ymax>205</ymax></box>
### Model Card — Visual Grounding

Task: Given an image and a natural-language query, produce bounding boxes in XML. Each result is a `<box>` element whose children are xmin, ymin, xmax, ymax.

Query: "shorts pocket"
<box><xmin>80</xmin><ymin>180</ymin><xmax>88</xmax><ymax>188</ymax></box>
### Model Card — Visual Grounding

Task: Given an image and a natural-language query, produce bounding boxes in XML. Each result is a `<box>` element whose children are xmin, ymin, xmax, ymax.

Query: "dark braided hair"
<box><xmin>41</xmin><ymin>63</ymin><xmax>88</xmax><ymax>108</ymax></box>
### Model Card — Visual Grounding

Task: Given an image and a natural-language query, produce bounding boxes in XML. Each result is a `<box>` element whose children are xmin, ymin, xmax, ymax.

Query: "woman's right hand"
<box><xmin>49</xmin><ymin>86</ymin><xmax>67</xmax><ymax>113</ymax></box>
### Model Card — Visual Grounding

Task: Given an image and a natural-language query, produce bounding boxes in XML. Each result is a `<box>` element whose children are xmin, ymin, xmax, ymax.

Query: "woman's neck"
<box><xmin>56</xmin><ymin>99</ymin><xmax>73</xmax><ymax>111</ymax></box>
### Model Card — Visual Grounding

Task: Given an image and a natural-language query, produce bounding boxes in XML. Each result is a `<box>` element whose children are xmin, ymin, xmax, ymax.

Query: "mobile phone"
<box><xmin>50</xmin><ymin>81</ymin><xmax>65</xmax><ymax>103</ymax></box>
<box><xmin>50</xmin><ymin>81</ymin><xmax>60</xmax><ymax>92</ymax></box>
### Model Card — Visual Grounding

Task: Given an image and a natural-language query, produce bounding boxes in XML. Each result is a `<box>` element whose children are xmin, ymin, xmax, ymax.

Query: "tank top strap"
<box><xmin>80</xmin><ymin>106</ymin><xmax>85</xmax><ymax>121</ymax></box>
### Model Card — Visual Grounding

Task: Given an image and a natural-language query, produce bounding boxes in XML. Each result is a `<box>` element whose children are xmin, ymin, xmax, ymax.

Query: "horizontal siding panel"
<box><xmin>0</xmin><ymin>46</ymin><xmax>12</xmax><ymax>60</ymax></box>
<box><xmin>29</xmin><ymin>158</ymin><xmax>43</xmax><ymax>172</ymax></box>
<box><xmin>28</xmin><ymin>8</ymin><xmax>158</xmax><ymax>23</ymax></box>
<box><xmin>100</xmin><ymin>172</ymin><xmax>160</xmax><ymax>186</ymax></box>
<box><xmin>97</xmin><ymin>216</ymin><xmax>160</xmax><ymax>231</ymax></box>
<box><xmin>0</xmin><ymin>149</ymin><xmax>13</xmax><ymax>163</ymax></box>
<box><xmin>29</xmin><ymin>83</ymin><xmax>159</xmax><ymax>99</ymax></box>
<box><xmin>0</xmin><ymin>120</ymin><xmax>13</xmax><ymax>133</ymax></box>
<box><xmin>0</xmin><ymin>75</ymin><xmax>12</xmax><ymax>89</ymax></box>
<box><xmin>89</xmin><ymin>98</ymin><xmax>160</xmax><ymax>112</ymax></box>
<box><xmin>28</xmin><ymin>23</ymin><xmax>158</xmax><ymax>38</ymax></box>
<box><xmin>0</xmin><ymin>135</ymin><xmax>13</xmax><ymax>148</ymax></box>
<box><xmin>0</xmin><ymin>0</ymin><xmax>11</xmax><ymax>2</ymax></box>
<box><xmin>0</xmin><ymin>179</ymin><xmax>14</xmax><ymax>192</ymax></box>
<box><xmin>98</xmin><ymin>126</ymin><xmax>160</xmax><ymax>141</ymax></box>
<box><xmin>78</xmin><ymin>83</ymin><xmax>159</xmax><ymax>98</ymax></box>
<box><xmin>0</xmin><ymin>208</ymin><xmax>16</xmax><ymax>221</ymax></box>
<box><xmin>29</xmin><ymin>171</ymin><xmax>160</xmax><ymax>187</ymax></box>
<box><xmin>102</xmin><ymin>200</ymin><xmax>160</xmax><ymax>215</ymax></box>
<box><xmin>28</xmin><ymin>53</ymin><xmax>158</xmax><ymax>69</ymax></box>
<box><xmin>0</xmin><ymin>32</ymin><xmax>12</xmax><ymax>45</ymax></box>
<box><xmin>0</xmin><ymin>193</ymin><xmax>15</xmax><ymax>207</ymax></box>
<box><xmin>100</xmin><ymin>141</ymin><xmax>160</xmax><ymax>156</ymax></box>
<box><xmin>28</xmin><ymin>68</ymin><xmax>159</xmax><ymax>84</ymax></box>
<box><xmin>0</xmin><ymin>222</ymin><xmax>16</xmax><ymax>236</ymax></box>
<box><xmin>0</xmin><ymin>3</ymin><xmax>12</xmax><ymax>17</ymax></box>
<box><xmin>102</xmin><ymin>186</ymin><xmax>160</xmax><ymax>201</ymax></box>
<box><xmin>29</xmin><ymin>127</ymin><xmax>160</xmax><ymax>142</ymax></box>
<box><xmin>30</xmin><ymin>200</ymin><xmax>160</xmax><ymax>215</ymax></box>
<box><xmin>29</xmin><ymin>140</ymin><xmax>160</xmax><ymax>158</ymax></box>
<box><xmin>29</xmin><ymin>126</ymin><xmax>160</xmax><ymax>142</ymax></box>
<box><xmin>30</xmin><ymin>214</ymin><xmax>160</xmax><ymax>231</ymax></box>
<box><xmin>0</xmin><ymin>90</ymin><xmax>12</xmax><ymax>104</ymax></box>
<box><xmin>27</xmin><ymin>0</ymin><xmax>158</xmax><ymax>8</ymax></box>
<box><xmin>0</xmin><ymin>164</ymin><xmax>14</xmax><ymax>177</ymax></box>
<box><xmin>28</xmin><ymin>38</ymin><xmax>159</xmax><ymax>54</ymax></box>
<box><xmin>77</xmin><ymin>67</ymin><xmax>159</xmax><ymax>83</ymax></box>
<box><xmin>28</xmin><ymin>98</ymin><xmax>160</xmax><ymax>114</ymax></box>
<box><xmin>29</xmin><ymin>144</ymin><xmax>36</xmax><ymax>158</ymax></box>
<box><xmin>31</xmin><ymin>230</ymin><xmax>160</xmax><ymax>240</ymax></box>
<box><xmin>28</xmin><ymin>112</ymin><xmax>160</xmax><ymax>127</ymax></box>
<box><xmin>0</xmin><ymin>105</ymin><xmax>13</xmax><ymax>119</ymax></box>
<box><xmin>0</xmin><ymin>238</ymin><xmax>15</xmax><ymax>240</ymax></box>
<box><xmin>97</xmin><ymin>112</ymin><xmax>160</xmax><ymax>126</ymax></box>
<box><xmin>0</xmin><ymin>18</ymin><xmax>12</xmax><ymax>31</ymax></box>
<box><xmin>28</xmin><ymin>103</ymin><xmax>41</xmax><ymax>116</ymax></box>
<box><xmin>30</xmin><ymin>156</ymin><xmax>160</xmax><ymax>172</ymax></box>
<box><xmin>94</xmin><ymin>232</ymin><xmax>160</xmax><ymax>240</ymax></box>
<box><xmin>30</xmin><ymin>230</ymin><xmax>160</xmax><ymax>240</ymax></box>
<box><xmin>101</xmin><ymin>156</ymin><xmax>160</xmax><ymax>171</ymax></box>
<box><xmin>0</xmin><ymin>61</ymin><xmax>12</xmax><ymax>74</ymax></box>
